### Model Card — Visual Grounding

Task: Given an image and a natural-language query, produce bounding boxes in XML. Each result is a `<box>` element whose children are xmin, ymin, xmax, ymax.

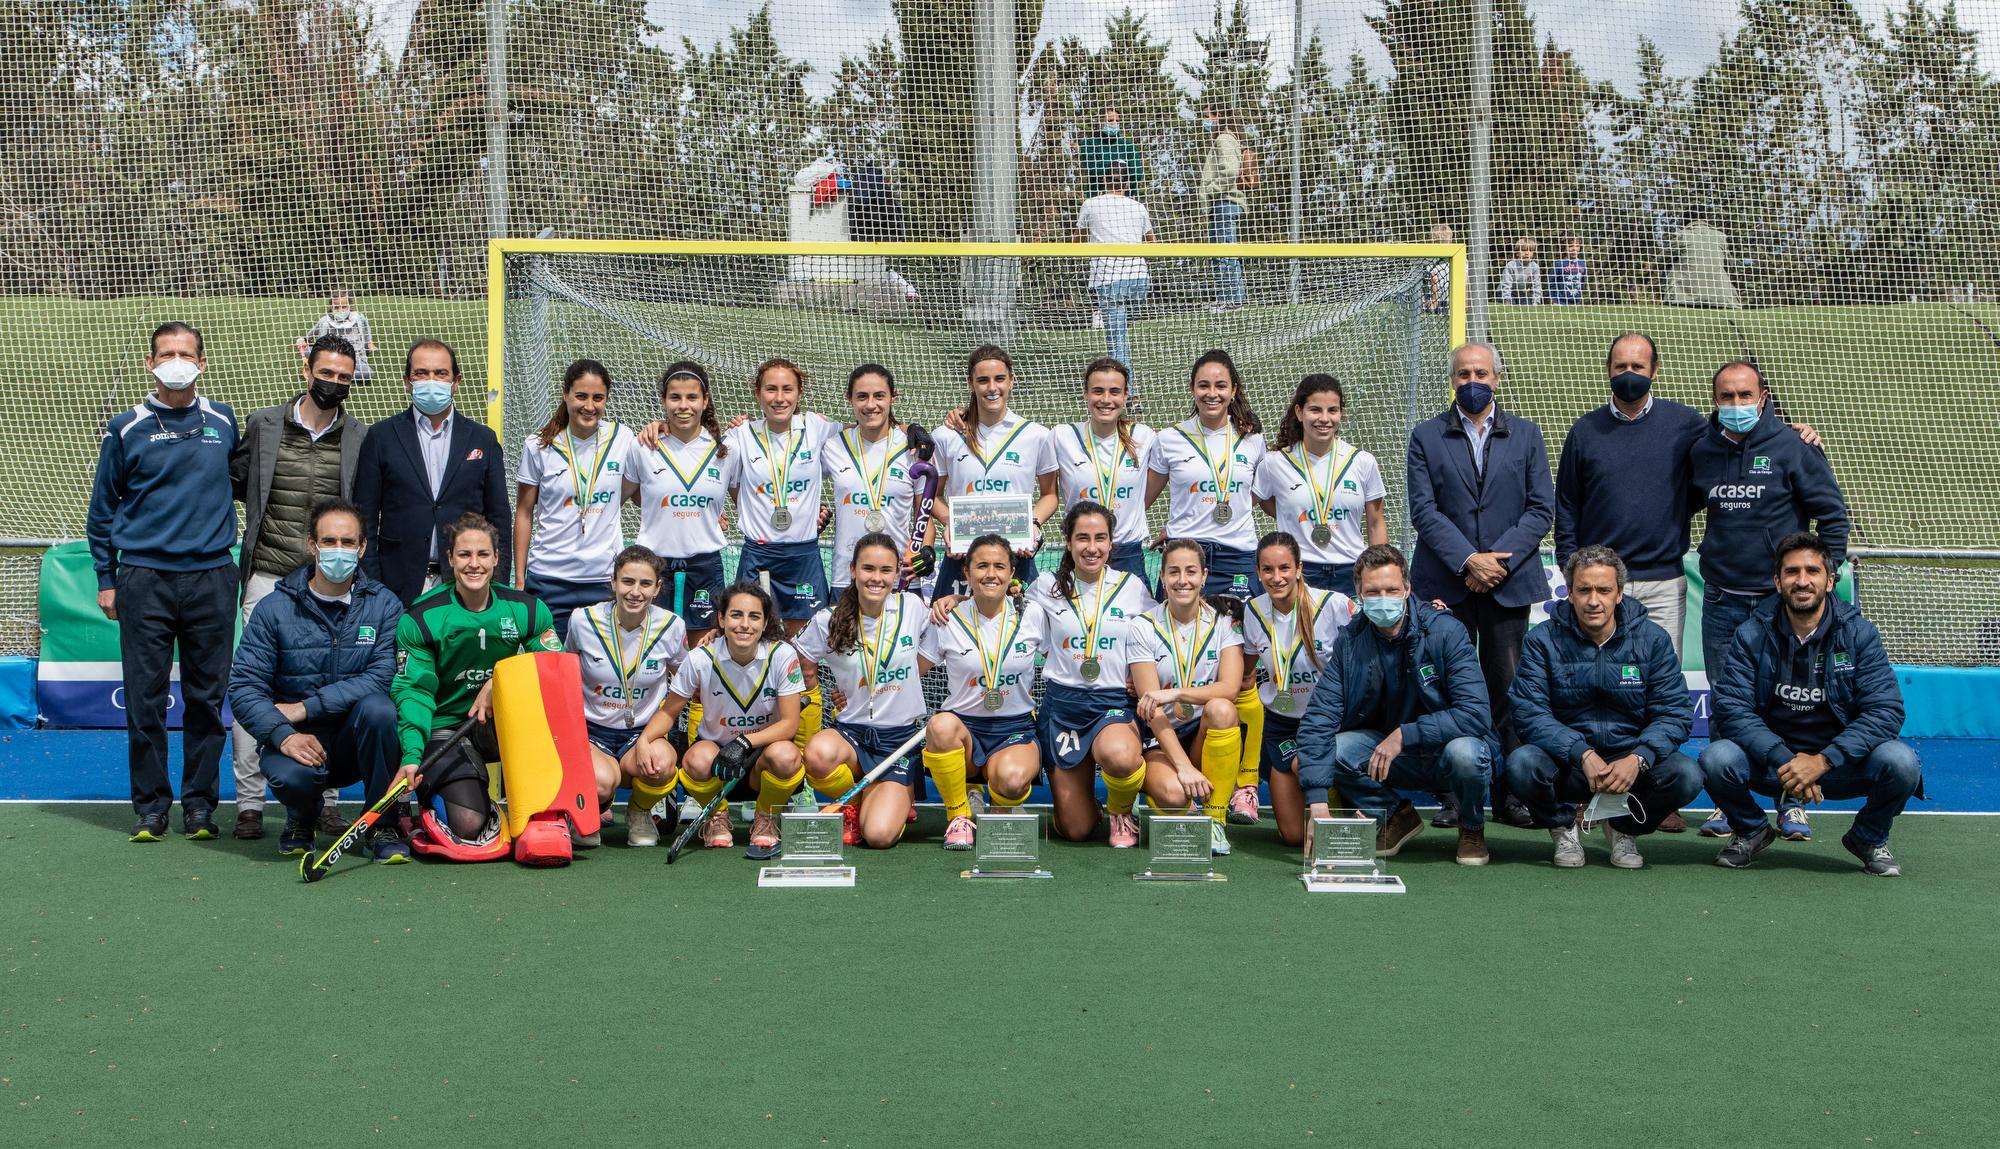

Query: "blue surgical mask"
<box><xmin>316</xmin><ymin>546</ymin><xmax>360</xmax><ymax>583</ymax></box>
<box><xmin>411</xmin><ymin>380</ymin><xmax>454</xmax><ymax>416</ymax></box>
<box><xmin>1456</xmin><ymin>382</ymin><xmax>1494</xmax><ymax>416</ymax></box>
<box><xmin>1362</xmin><ymin>595</ymin><xmax>1405</xmax><ymax>628</ymax></box>
<box><xmin>1717</xmin><ymin>403</ymin><xmax>1760</xmax><ymax>433</ymax></box>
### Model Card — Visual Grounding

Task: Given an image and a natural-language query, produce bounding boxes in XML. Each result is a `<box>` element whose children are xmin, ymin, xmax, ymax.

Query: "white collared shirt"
<box><xmin>1609</xmin><ymin>396</ymin><xmax>1655</xmax><ymax>423</ymax></box>
<box><xmin>1458</xmin><ymin>406</ymin><xmax>1494</xmax><ymax>476</ymax></box>
<box><xmin>1045</xmin><ymin>421</ymin><xmax>1156</xmax><ymax>546</ymax></box>
<box><xmin>414</xmin><ymin>407</ymin><xmax>454</xmax><ymax>498</ymax></box>
<box><xmin>291</xmin><ymin>399</ymin><xmax>339</xmax><ymax>443</ymax></box>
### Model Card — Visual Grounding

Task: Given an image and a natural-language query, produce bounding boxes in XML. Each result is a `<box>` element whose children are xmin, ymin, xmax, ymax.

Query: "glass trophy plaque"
<box><xmin>962</xmin><ymin>812</ymin><xmax>1052</xmax><ymax>879</ymax></box>
<box><xmin>1135</xmin><ymin>814</ymin><xmax>1226</xmax><ymax>881</ymax></box>
<box><xmin>1301</xmin><ymin>809</ymin><xmax>1405</xmax><ymax>893</ymax></box>
<box><xmin>759</xmin><ymin>810</ymin><xmax>856</xmax><ymax>888</ymax></box>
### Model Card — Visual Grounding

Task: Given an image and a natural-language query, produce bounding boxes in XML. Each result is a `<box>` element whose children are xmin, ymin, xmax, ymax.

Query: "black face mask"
<box><xmin>309</xmin><ymin>379</ymin><xmax>351</xmax><ymax>410</ymax></box>
<box><xmin>1610</xmin><ymin>370</ymin><xmax>1652</xmax><ymax>404</ymax></box>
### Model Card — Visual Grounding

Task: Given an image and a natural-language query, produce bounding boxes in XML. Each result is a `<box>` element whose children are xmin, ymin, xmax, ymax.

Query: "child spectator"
<box><xmin>1499</xmin><ymin>238</ymin><xmax>1542</xmax><ymax>305</ymax></box>
<box><xmin>298</xmin><ymin>291</ymin><xmax>376</xmax><ymax>383</ymax></box>
<box><xmin>1549</xmin><ymin>236</ymin><xmax>1586</xmax><ymax>305</ymax></box>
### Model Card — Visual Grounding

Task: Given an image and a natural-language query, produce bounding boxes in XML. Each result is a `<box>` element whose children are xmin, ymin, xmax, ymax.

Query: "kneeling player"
<box><xmin>633</xmin><ymin>581</ymin><xmax>806</xmax><ymax>860</ymax></box>
<box><xmin>920</xmin><ymin>535</ymin><xmax>1049</xmax><ymax>849</ymax></box>
<box><xmin>1242</xmin><ymin>532</ymin><xmax>1354</xmax><ymax>846</ymax></box>
<box><xmin>391</xmin><ymin>513</ymin><xmax>564</xmax><ymax>861</ymax></box>
<box><xmin>797</xmin><ymin>533</ymin><xmax>933</xmax><ymax>847</ymax></box>
<box><xmin>1127</xmin><ymin>539</ymin><xmax>1245</xmax><ymax>855</ymax></box>
<box><xmin>566</xmin><ymin>545</ymin><xmax>688</xmax><ymax>846</ymax></box>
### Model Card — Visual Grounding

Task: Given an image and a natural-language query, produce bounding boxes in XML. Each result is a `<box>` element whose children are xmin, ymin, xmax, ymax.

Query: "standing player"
<box><xmin>797</xmin><ymin>534</ymin><xmax>932</xmax><ymax>847</ymax></box>
<box><xmin>1024</xmin><ymin>502</ymin><xmax>1157</xmax><ymax>846</ymax></box>
<box><xmin>633</xmin><ymin>582</ymin><xmax>806</xmax><ymax>860</ymax></box>
<box><xmin>1241</xmin><ymin>532</ymin><xmax>1355</xmax><ymax>847</ymax></box>
<box><xmin>824</xmin><ymin>365</ymin><xmax>930</xmax><ymax>593</ymax></box>
<box><xmin>634</xmin><ymin>361</ymin><xmax>731</xmax><ymax>648</ymax></box>
<box><xmin>920</xmin><ymin>535</ymin><xmax>1050</xmax><ymax>850</ymax></box>
<box><xmin>929</xmin><ymin>345</ymin><xmax>1058</xmax><ymax>599</ymax></box>
<box><xmin>513</xmin><ymin>359</ymin><xmax>639</xmax><ymax>640</ymax></box>
<box><xmin>1125</xmin><ymin>539</ymin><xmax>1245</xmax><ymax>854</ymax></box>
<box><xmin>1043</xmin><ymin>357</ymin><xmax>1155</xmax><ymax>584</ymax></box>
<box><xmin>566</xmin><ymin>546</ymin><xmax>687</xmax><ymax>847</ymax></box>
<box><xmin>725</xmin><ymin>357</ymin><xmax>838</xmax><ymax>634</ymax></box>
<box><xmin>1253</xmin><ymin>374</ymin><xmax>1388</xmax><ymax>596</ymax></box>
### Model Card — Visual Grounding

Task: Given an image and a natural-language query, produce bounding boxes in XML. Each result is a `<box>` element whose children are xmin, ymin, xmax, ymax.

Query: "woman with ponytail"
<box><xmin>1044</xmin><ymin>356</ymin><xmax>1155</xmax><ymax>584</ymax></box>
<box><xmin>1239</xmin><ymin>531</ymin><xmax>1355</xmax><ymax>845</ymax></box>
<box><xmin>513</xmin><ymin>358</ymin><xmax>641</xmax><ymax>639</ymax></box>
<box><xmin>1252</xmin><ymin>374</ymin><xmax>1388</xmax><ymax>596</ymax></box>
<box><xmin>824</xmin><ymin>364</ymin><xmax>932</xmax><ymax>593</ymax></box>
<box><xmin>928</xmin><ymin>345</ymin><xmax>1058</xmax><ymax>601</ymax></box>
<box><xmin>795</xmin><ymin>533</ymin><xmax>934</xmax><ymax>848</ymax></box>
<box><xmin>633</xmin><ymin>360</ymin><xmax>732</xmax><ymax>648</ymax></box>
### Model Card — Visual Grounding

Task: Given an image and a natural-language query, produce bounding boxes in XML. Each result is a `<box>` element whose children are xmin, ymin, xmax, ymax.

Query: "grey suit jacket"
<box><xmin>229</xmin><ymin>396</ymin><xmax>369</xmax><ymax>588</ymax></box>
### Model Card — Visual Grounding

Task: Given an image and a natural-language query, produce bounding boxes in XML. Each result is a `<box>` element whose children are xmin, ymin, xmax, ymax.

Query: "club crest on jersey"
<box><xmin>500</xmin><ymin>618</ymin><xmax>520</xmax><ymax>640</ymax></box>
<box><xmin>1418</xmin><ymin>663</ymin><xmax>1438</xmax><ymax>684</ymax></box>
<box><xmin>396</xmin><ymin>648</ymin><xmax>408</xmax><ymax>675</ymax></box>
<box><xmin>538</xmin><ymin>629</ymin><xmax>559</xmax><ymax>647</ymax></box>
<box><xmin>1750</xmin><ymin>455</ymin><xmax>1772</xmax><ymax>475</ymax></box>
<box><xmin>356</xmin><ymin>626</ymin><xmax>377</xmax><ymax>646</ymax></box>
<box><xmin>1620</xmin><ymin>664</ymin><xmax>1640</xmax><ymax>684</ymax></box>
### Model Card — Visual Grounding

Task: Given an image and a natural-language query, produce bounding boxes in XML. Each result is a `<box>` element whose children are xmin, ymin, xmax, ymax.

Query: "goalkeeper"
<box><xmin>391</xmin><ymin>513</ymin><xmax>563</xmax><ymax>859</ymax></box>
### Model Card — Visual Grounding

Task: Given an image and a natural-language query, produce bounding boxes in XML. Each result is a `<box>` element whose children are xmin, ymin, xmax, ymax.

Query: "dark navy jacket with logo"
<box><xmin>1509</xmin><ymin>596</ymin><xmax>1691</xmax><ymax>768</ymax></box>
<box><xmin>1294</xmin><ymin>598</ymin><xmax>1495</xmax><ymax>780</ymax></box>
<box><xmin>1686</xmin><ymin>405</ymin><xmax>1847</xmax><ymax>595</ymax></box>
<box><xmin>227</xmin><ymin>565</ymin><xmax>405</xmax><ymax>752</ymax></box>
<box><xmin>87</xmin><ymin>394</ymin><xmax>239</xmax><ymax>587</ymax></box>
<box><xmin>1710</xmin><ymin>595</ymin><xmax>1904</xmax><ymax>773</ymax></box>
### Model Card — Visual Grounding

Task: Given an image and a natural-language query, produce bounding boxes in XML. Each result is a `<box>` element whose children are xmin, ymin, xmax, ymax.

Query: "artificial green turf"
<box><xmin>4</xmin><ymin>803</ymin><xmax>1997</xmax><ymax>1147</ymax></box>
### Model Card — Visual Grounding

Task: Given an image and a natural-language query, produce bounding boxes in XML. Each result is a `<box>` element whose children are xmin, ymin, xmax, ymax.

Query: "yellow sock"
<box><xmin>810</xmin><ymin>763</ymin><xmax>856</xmax><ymax>800</ymax></box>
<box><xmin>1104</xmin><ymin>761</ymin><xmax>1147</xmax><ymax>815</ymax></box>
<box><xmin>989</xmin><ymin>781</ymin><xmax>1028</xmax><ymax>808</ymax></box>
<box><xmin>925</xmin><ymin>747</ymin><xmax>971</xmax><ymax>820</ymax></box>
<box><xmin>687</xmin><ymin>700</ymin><xmax>703</xmax><ymax>740</ymax></box>
<box><xmin>793</xmin><ymin>686</ymin><xmax>823</xmax><ymax>754</ymax></box>
<box><xmin>755</xmin><ymin>762</ymin><xmax>806</xmax><ymax>814</ymax></box>
<box><xmin>1234</xmin><ymin>685</ymin><xmax>1265</xmax><ymax>790</ymax></box>
<box><xmin>1200</xmin><ymin>726</ymin><xmax>1243</xmax><ymax>823</ymax></box>
<box><xmin>678</xmin><ymin>769</ymin><xmax>726</xmax><ymax>816</ymax></box>
<box><xmin>629</xmin><ymin>777</ymin><xmax>674</xmax><ymax>814</ymax></box>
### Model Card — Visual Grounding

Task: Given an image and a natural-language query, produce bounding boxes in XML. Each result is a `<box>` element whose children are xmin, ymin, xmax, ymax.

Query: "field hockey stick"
<box><xmin>666</xmin><ymin>786</ymin><xmax>729</xmax><ymax>864</ymax></box>
<box><xmin>819</xmin><ymin>726</ymin><xmax>930</xmax><ymax>814</ymax></box>
<box><xmin>899</xmin><ymin>426</ymin><xmax>941</xmax><ymax>592</ymax></box>
<box><xmin>300</xmin><ymin>719</ymin><xmax>474</xmax><ymax>882</ymax></box>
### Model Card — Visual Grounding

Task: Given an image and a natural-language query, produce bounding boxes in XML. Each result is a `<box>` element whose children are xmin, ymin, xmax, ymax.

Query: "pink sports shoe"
<box><xmin>1227</xmin><ymin>785</ymin><xmax>1260</xmax><ymax>825</ymax></box>
<box><xmin>702</xmin><ymin>808</ymin><xmax>734</xmax><ymax>849</ymax></box>
<box><xmin>943</xmin><ymin>815</ymin><xmax>976</xmax><ymax>851</ymax></box>
<box><xmin>1108</xmin><ymin>811</ymin><xmax>1140</xmax><ymax>848</ymax></box>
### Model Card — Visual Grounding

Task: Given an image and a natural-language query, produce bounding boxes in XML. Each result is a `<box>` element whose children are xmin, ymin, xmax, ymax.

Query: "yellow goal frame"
<box><xmin>484</xmin><ymin>239</ymin><xmax>1469</xmax><ymax>434</ymax></box>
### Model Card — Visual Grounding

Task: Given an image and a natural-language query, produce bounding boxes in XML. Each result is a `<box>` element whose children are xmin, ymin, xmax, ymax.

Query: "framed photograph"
<box><xmin>947</xmin><ymin>492</ymin><xmax>1036</xmax><ymax>554</ymax></box>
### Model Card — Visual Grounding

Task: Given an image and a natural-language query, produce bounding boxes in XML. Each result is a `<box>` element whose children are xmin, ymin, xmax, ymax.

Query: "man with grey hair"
<box><xmin>1406</xmin><ymin>341</ymin><xmax>1554</xmax><ymax>828</ymax></box>
<box><xmin>1505</xmin><ymin>544</ymin><xmax>1700</xmax><ymax>867</ymax></box>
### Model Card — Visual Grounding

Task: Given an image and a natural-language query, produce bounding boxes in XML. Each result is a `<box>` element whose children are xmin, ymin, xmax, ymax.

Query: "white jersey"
<box><xmin>1126</xmin><ymin>603</ymin><xmax>1242</xmax><ymax>692</ymax></box>
<box><xmin>1025</xmin><ymin>569</ymin><xmax>1156</xmax><ymax>691</ymax></box>
<box><xmin>667</xmin><ymin>639</ymin><xmax>807</xmax><ymax>743</ymax></box>
<box><xmin>1148</xmin><ymin>417</ymin><xmax>1267</xmax><ymax>551</ymax></box>
<box><xmin>635</xmin><ymin>429</ymin><xmax>730</xmax><ymax>559</ymax></box>
<box><xmin>932</xmin><ymin>411</ymin><xmax>1053</xmax><ymax>544</ymax></box>
<box><xmin>724</xmin><ymin>413</ymin><xmax>837</xmax><ymax>545</ymax></box>
<box><xmin>1045</xmin><ymin>421</ymin><xmax>1156</xmax><ymax>546</ymax></box>
<box><xmin>516</xmin><ymin>423</ymin><xmax>637</xmax><ymax>583</ymax></box>
<box><xmin>564</xmin><ymin>602</ymin><xmax>687</xmax><ymax>729</ymax></box>
<box><xmin>1241</xmin><ymin>588</ymin><xmax>1355</xmax><ymax>711</ymax></box>
<box><xmin>920</xmin><ymin>598</ymin><xmax>1049</xmax><ymax>718</ymax></box>
<box><xmin>825</xmin><ymin>426</ymin><xmax>924</xmax><ymax>587</ymax></box>
<box><xmin>1252</xmin><ymin>442</ymin><xmax>1385</xmax><ymax>565</ymax></box>
<box><xmin>794</xmin><ymin>592</ymin><xmax>931</xmax><ymax>727</ymax></box>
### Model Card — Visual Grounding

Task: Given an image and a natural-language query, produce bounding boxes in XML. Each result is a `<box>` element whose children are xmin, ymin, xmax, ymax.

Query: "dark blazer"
<box><xmin>352</xmin><ymin>407</ymin><xmax>512</xmax><ymax>604</ymax></box>
<box><xmin>1405</xmin><ymin>405</ymin><xmax>1554</xmax><ymax>609</ymax></box>
<box><xmin>230</xmin><ymin>396</ymin><xmax>369</xmax><ymax>587</ymax></box>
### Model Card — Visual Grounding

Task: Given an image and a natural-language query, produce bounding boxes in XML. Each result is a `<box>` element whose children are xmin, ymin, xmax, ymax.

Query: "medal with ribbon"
<box><xmin>856</xmin><ymin>597</ymin><xmax>906</xmax><ymax>716</ymax></box>
<box><xmin>844</xmin><ymin>428</ymin><xmax>907</xmax><ymax>534</ymax></box>
<box><xmin>1282</xmin><ymin>442</ymin><xmax>1358</xmax><ymax>547</ymax></box>
<box><xmin>1155</xmin><ymin>606</ymin><xmax>1218</xmax><ymax>722</ymax></box>
<box><xmin>1072</xmin><ymin>423</ymin><xmax>1127</xmax><ymax>506</ymax></box>
<box><xmin>954</xmin><ymin>600</ymin><xmax>1024</xmax><ymax>712</ymax></box>
<box><xmin>556</xmin><ymin>421</ymin><xmax>618</xmax><ymax>533</ymax></box>
<box><xmin>587</xmin><ymin>605</ymin><xmax>675</xmax><ymax>723</ymax></box>
<box><xmin>1250</xmin><ymin>593</ymin><xmax>1311</xmax><ymax>714</ymax></box>
<box><xmin>1070</xmin><ymin>572</ymin><xmax>1129</xmax><ymax>682</ymax></box>
<box><xmin>752</xmin><ymin>420</ymin><xmax>805</xmax><ymax>531</ymax></box>
<box><xmin>1176</xmin><ymin>422</ymin><xmax>1240</xmax><ymax>525</ymax></box>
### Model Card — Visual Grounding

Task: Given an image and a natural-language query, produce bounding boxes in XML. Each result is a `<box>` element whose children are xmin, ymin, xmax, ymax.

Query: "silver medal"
<box><xmin>772</xmin><ymin>507</ymin><xmax>793</xmax><ymax>531</ymax></box>
<box><xmin>864</xmin><ymin>510</ymin><xmax>889</xmax><ymax>533</ymax></box>
<box><xmin>1080</xmin><ymin>657</ymin><xmax>1102</xmax><ymax>682</ymax></box>
<box><xmin>1311</xmin><ymin>523</ymin><xmax>1333</xmax><ymax>547</ymax></box>
<box><xmin>1176</xmin><ymin>702</ymin><xmax>1196</xmax><ymax>723</ymax></box>
<box><xmin>1271</xmin><ymin>692</ymin><xmax>1297</xmax><ymax>715</ymax></box>
<box><xmin>983</xmin><ymin>687</ymin><xmax>1005</xmax><ymax>713</ymax></box>
<box><xmin>1212</xmin><ymin>504</ymin><xmax>1233</xmax><ymax>525</ymax></box>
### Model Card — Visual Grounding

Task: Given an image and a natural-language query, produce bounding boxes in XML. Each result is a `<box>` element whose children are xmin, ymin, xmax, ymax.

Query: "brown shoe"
<box><xmin>315</xmin><ymin>804</ymin><xmax>347</xmax><ymax>835</ymax></box>
<box><xmin>232</xmin><ymin>808</ymin><xmax>264</xmax><ymax>840</ymax></box>
<box><xmin>1657</xmin><ymin>810</ymin><xmax>1688</xmax><ymax>834</ymax></box>
<box><xmin>1374</xmin><ymin>801</ymin><xmax>1424</xmax><ymax>857</ymax></box>
<box><xmin>1456</xmin><ymin>827</ymin><xmax>1490</xmax><ymax>866</ymax></box>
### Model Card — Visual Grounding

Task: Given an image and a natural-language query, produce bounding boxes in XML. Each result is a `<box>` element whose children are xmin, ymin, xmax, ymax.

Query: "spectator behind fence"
<box><xmin>1424</xmin><ymin>220</ymin><xmax>1454</xmax><ymax>314</ymax></box>
<box><xmin>88</xmin><ymin>321</ymin><xmax>240</xmax><ymax>843</ymax></box>
<box><xmin>1703</xmin><ymin>532</ymin><xmax>1919</xmax><ymax>876</ymax></box>
<box><xmin>298</xmin><ymin>290</ymin><xmax>376</xmax><ymax>383</ymax></box>
<box><xmin>1499</xmin><ymin>237</ymin><xmax>1542</xmax><ymax>304</ymax></box>
<box><xmin>1074</xmin><ymin>161</ymin><xmax>1155</xmax><ymax>372</ymax></box>
<box><xmin>1076</xmin><ymin>107</ymin><xmax>1146</xmax><ymax>198</ymax></box>
<box><xmin>1197</xmin><ymin>105</ymin><xmax>1247</xmax><ymax>311</ymax></box>
<box><xmin>226</xmin><ymin>334</ymin><xmax>370</xmax><ymax>841</ymax></box>
<box><xmin>226</xmin><ymin>499</ymin><xmax>406</xmax><ymax>862</ymax></box>
<box><xmin>1549</xmin><ymin>236</ymin><xmax>1586</xmax><ymax>304</ymax></box>
<box><xmin>1405</xmin><ymin>342</ymin><xmax>1553</xmax><ymax>830</ymax></box>
<box><xmin>353</xmin><ymin>338</ymin><xmax>513</xmax><ymax>605</ymax></box>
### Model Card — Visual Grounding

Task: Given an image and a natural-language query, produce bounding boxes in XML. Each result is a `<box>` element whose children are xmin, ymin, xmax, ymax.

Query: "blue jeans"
<box><xmin>262</xmin><ymin>692</ymin><xmax>399</xmax><ymax>819</ymax></box>
<box><xmin>1108</xmin><ymin>539</ymin><xmax>1150</xmax><ymax>585</ymax></box>
<box><xmin>1701</xmin><ymin>587</ymin><xmax>1775</xmax><ymax>680</ymax></box>
<box><xmin>1701</xmin><ymin>738</ymin><xmax>1921</xmax><ymax>846</ymax></box>
<box><xmin>1303</xmin><ymin>560</ymin><xmax>1355</xmax><ymax>597</ymax></box>
<box><xmin>1317</xmin><ymin>730</ymin><xmax>1492</xmax><ymax>832</ymax></box>
<box><xmin>1208</xmin><ymin>201</ymin><xmax>1244</xmax><ymax>305</ymax></box>
<box><xmin>1095</xmin><ymin>278</ymin><xmax>1149</xmax><ymax>368</ymax></box>
<box><xmin>1503</xmin><ymin>744</ymin><xmax>1704</xmax><ymax>836</ymax></box>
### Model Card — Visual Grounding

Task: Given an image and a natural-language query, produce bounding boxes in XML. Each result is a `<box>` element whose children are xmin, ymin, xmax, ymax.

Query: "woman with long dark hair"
<box><xmin>1044</xmin><ymin>356</ymin><xmax>1155</xmax><ymax>584</ymax></box>
<box><xmin>513</xmin><ymin>359</ymin><xmax>640</xmax><ymax>639</ymax></box>
<box><xmin>1240</xmin><ymin>531</ymin><xmax>1354</xmax><ymax>846</ymax></box>
<box><xmin>824</xmin><ymin>365</ymin><xmax>931</xmax><ymax>593</ymax></box>
<box><xmin>1253</xmin><ymin>374</ymin><xmax>1387</xmax><ymax>596</ymax></box>
<box><xmin>928</xmin><ymin>344</ymin><xmax>1058</xmax><ymax>600</ymax></box>
<box><xmin>633</xmin><ymin>360</ymin><xmax>731</xmax><ymax>649</ymax></box>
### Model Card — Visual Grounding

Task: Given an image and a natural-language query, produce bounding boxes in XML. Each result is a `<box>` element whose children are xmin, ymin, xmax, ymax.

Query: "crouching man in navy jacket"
<box><xmin>1505</xmin><ymin>545</ymin><xmax>1700</xmax><ymax>870</ymax></box>
<box><xmin>227</xmin><ymin>500</ymin><xmax>407</xmax><ymax>861</ymax></box>
<box><xmin>1294</xmin><ymin>543</ymin><xmax>1498</xmax><ymax>867</ymax></box>
<box><xmin>1703</xmin><ymin>532</ymin><xmax>1918</xmax><ymax>876</ymax></box>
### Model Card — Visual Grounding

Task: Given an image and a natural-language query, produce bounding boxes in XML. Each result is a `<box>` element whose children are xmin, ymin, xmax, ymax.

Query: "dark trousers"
<box><xmin>1503</xmin><ymin>745</ymin><xmax>1704</xmax><ymax>835</ymax></box>
<box><xmin>1701</xmin><ymin>588</ymin><xmax>1775</xmax><ymax>681</ymax></box>
<box><xmin>262</xmin><ymin>693</ymin><xmax>400</xmax><ymax>819</ymax></box>
<box><xmin>1450</xmin><ymin>591</ymin><xmax>1530</xmax><ymax>760</ymax></box>
<box><xmin>118</xmin><ymin>564</ymin><xmax>236</xmax><ymax>818</ymax></box>
<box><xmin>1702</xmin><ymin>738</ymin><xmax>1921</xmax><ymax>846</ymax></box>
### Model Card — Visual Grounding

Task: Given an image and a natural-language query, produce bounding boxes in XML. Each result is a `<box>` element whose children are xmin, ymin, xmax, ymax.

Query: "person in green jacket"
<box><xmin>391</xmin><ymin>512</ymin><xmax>562</xmax><ymax>841</ymax></box>
<box><xmin>1077</xmin><ymin>108</ymin><xmax>1145</xmax><ymax>198</ymax></box>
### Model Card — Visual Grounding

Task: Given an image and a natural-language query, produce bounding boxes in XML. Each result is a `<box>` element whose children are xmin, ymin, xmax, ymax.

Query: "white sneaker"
<box><xmin>626</xmin><ymin>802</ymin><xmax>660</xmax><ymax>847</ymax></box>
<box><xmin>678</xmin><ymin>796</ymin><xmax>703</xmax><ymax>822</ymax></box>
<box><xmin>1210</xmin><ymin>819</ymin><xmax>1231</xmax><ymax>857</ymax></box>
<box><xmin>1605</xmin><ymin>824</ymin><xmax>1645</xmax><ymax>869</ymax></box>
<box><xmin>967</xmin><ymin>788</ymin><xmax>988</xmax><ymax>818</ymax></box>
<box><xmin>1550</xmin><ymin>824</ymin><xmax>1584</xmax><ymax>868</ymax></box>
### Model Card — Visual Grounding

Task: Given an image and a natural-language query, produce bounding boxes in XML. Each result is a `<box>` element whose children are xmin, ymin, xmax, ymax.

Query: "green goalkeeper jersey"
<box><xmin>392</xmin><ymin>583</ymin><xmax>562</xmax><ymax>764</ymax></box>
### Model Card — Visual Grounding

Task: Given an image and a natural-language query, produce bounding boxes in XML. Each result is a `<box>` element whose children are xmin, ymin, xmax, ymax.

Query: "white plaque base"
<box><xmin>758</xmin><ymin>865</ymin><xmax>857</xmax><ymax>888</ymax></box>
